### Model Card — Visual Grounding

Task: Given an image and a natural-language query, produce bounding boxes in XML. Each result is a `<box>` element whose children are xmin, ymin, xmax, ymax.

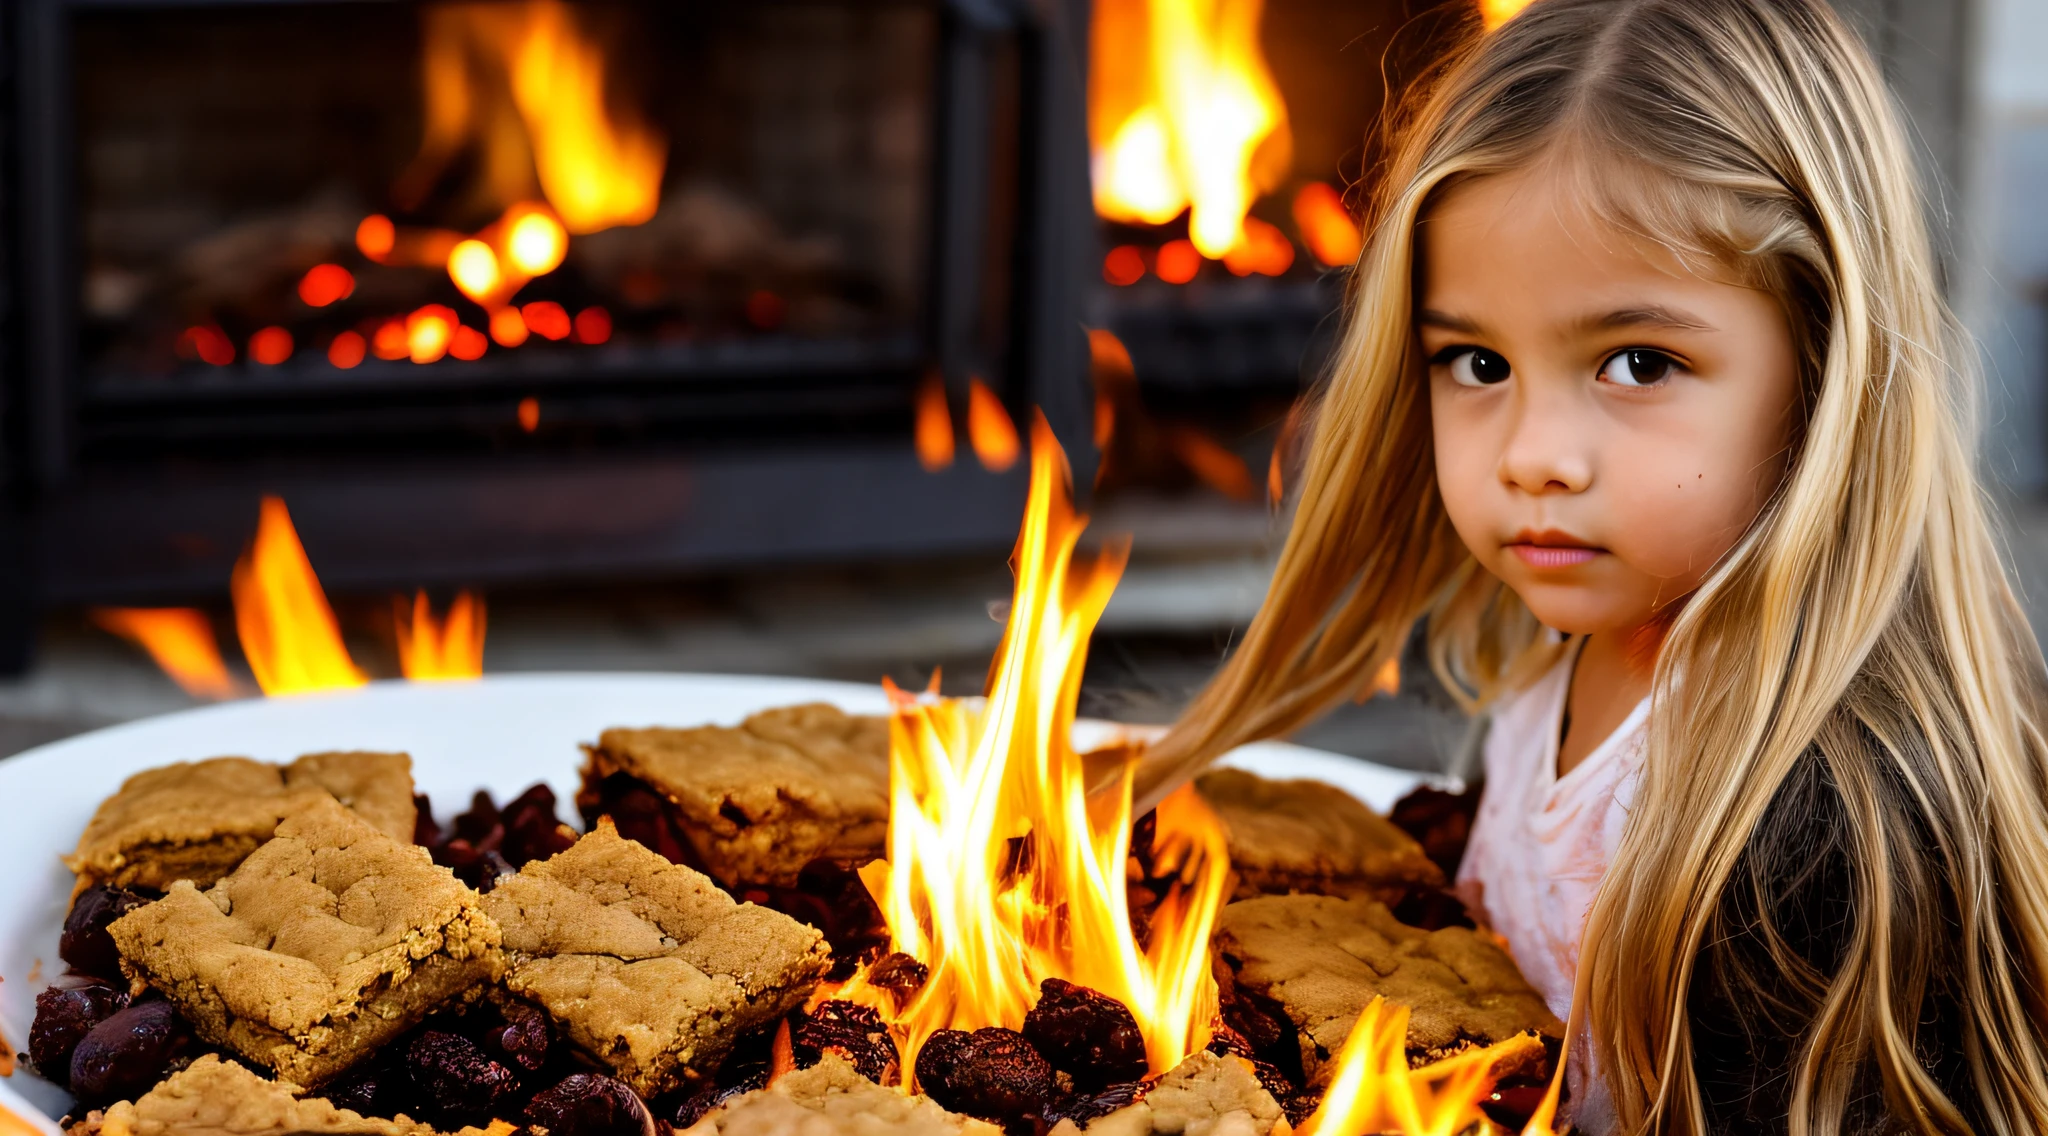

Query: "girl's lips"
<box><xmin>1508</xmin><ymin>543</ymin><xmax>1602</xmax><ymax>568</ymax></box>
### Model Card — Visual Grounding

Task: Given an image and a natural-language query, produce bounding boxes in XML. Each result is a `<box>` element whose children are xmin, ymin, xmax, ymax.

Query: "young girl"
<box><xmin>1138</xmin><ymin>0</ymin><xmax>2048</xmax><ymax>1132</ymax></box>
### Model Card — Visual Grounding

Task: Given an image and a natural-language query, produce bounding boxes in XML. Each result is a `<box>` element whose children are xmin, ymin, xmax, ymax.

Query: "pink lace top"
<box><xmin>1456</xmin><ymin>642</ymin><xmax>1649</xmax><ymax>1135</ymax></box>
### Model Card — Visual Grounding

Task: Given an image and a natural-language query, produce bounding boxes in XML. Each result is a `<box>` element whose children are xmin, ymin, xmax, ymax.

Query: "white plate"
<box><xmin>0</xmin><ymin>673</ymin><xmax>1425</xmax><ymax>1130</ymax></box>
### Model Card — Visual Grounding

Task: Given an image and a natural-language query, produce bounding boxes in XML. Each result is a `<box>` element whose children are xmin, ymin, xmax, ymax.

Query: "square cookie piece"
<box><xmin>66</xmin><ymin>751</ymin><xmax>417</xmax><ymax>894</ymax></box>
<box><xmin>679</xmin><ymin>1052</ymin><xmax>999</xmax><ymax>1136</ymax></box>
<box><xmin>109</xmin><ymin>796</ymin><xmax>503</xmax><ymax>1087</ymax></box>
<box><xmin>481</xmin><ymin>818</ymin><xmax>831</xmax><ymax>1096</ymax></box>
<box><xmin>86</xmin><ymin>1054</ymin><xmax>435</xmax><ymax>1136</ymax></box>
<box><xmin>1196</xmin><ymin>769</ymin><xmax>1443</xmax><ymax>903</ymax></box>
<box><xmin>579</xmin><ymin>703</ymin><xmax>888</xmax><ymax>886</ymax></box>
<box><xmin>1212</xmin><ymin>894</ymin><xmax>1562</xmax><ymax>1087</ymax></box>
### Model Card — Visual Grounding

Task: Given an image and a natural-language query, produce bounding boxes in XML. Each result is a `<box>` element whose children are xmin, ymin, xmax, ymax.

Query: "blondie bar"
<box><xmin>480</xmin><ymin>818</ymin><xmax>830</xmax><ymax>1096</ymax></box>
<box><xmin>66</xmin><ymin>752</ymin><xmax>417</xmax><ymax>894</ymax></box>
<box><xmin>79</xmin><ymin>1054</ymin><xmax>433</xmax><ymax>1136</ymax></box>
<box><xmin>578</xmin><ymin>703</ymin><xmax>889</xmax><ymax>886</ymax></box>
<box><xmin>1195</xmin><ymin>769</ymin><xmax>1443</xmax><ymax>904</ymax></box>
<box><xmin>1211</xmin><ymin>894</ymin><xmax>1561</xmax><ymax>1087</ymax></box>
<box><xmin>108</xmin><ymin>797</ymin><xmax>503</xmax><ymax>1087</ymax></box>
<box><xmin>678</xmin><ymin>1053</ymin><xmax>1000</xmax><ymax>1136</ymax></box>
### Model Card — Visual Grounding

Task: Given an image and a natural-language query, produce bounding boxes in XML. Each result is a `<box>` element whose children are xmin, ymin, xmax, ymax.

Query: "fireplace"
<box><xmin>0</xmin><ymin>0</ymin><xmax>1460</xmax><ymax>669</ymax></box>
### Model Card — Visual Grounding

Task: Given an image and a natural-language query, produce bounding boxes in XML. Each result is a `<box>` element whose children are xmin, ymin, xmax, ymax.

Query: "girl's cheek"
<box><xmin>1605</xmin><ymin>443</ymin><xmax>1773</xmax><ymax>585</ymax></box>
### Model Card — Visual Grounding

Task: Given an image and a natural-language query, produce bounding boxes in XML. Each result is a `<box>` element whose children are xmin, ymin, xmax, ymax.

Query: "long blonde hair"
<box><xmin>1143</xmin><ymin>1</ymin><xmax>2048</xmax><ymax>1132</ymax></box>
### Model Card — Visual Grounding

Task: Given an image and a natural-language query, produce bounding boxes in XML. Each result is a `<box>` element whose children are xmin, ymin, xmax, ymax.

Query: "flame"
<box><xmin>1165</xmin><ymin>427</ymin><xmax>1255</xmax><ymax>501</ymax></box>
<box><xmin>409</xmin><ymin>0</ymin><xmax>665</xmax><ymax>235</ymax></box>
<box><xmin>395</xmin><ymin>591</ymin><xmax>486</xmax><ymax>681</ymax></box>
<box><xmin>916</xmin><ymin>371</ymin><xmax>956</xmax><ymax>471</ymax></box>
<box><xmin>448</xmin><ymin>239</ymin><xmax>503</xmax><ymax>301</ymax></box>
<box><xmin>966</xmin><ymin>378</ymin><xmax>1021</xmax><ymax>472</ymax></box>
<box><xmin>231</xmin><ymin>497</ymin><xmax>368</xmax><ymax>696</ymax></box>
<box><xmin>1299</xmin><ymin>998</ymin><xmax>1554</xmax><ymax>1136</ymax></box>
<box><xmin>1090</xmin><ymin>0</ymin><xmax>1292</xmax><ymax>258</ymax></box>
<box><xmin>855</xmin><ymin>417</ymin><xmax>1232</xmax><ymax>1081</ymax></box>
<box><xmin>1292</xmin><ymin>182</ymin><xmax>1362</xmax><ymax>267</ymax></box>
<box><xmin>90</xmin><ymin>608</ymin><xmax>238</xmax><ymax>700</ymax></box>
<box><xmin>1480</xmin><ymin>0</ymin><xmax>1539</xmax><ymax>29</ymax></box>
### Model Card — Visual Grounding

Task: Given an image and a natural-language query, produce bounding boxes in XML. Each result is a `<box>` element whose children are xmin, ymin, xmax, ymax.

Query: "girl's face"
<box><xmin>1420</xmin><ymin>164</ymin><xmax>1801</xmax><ymax>638</ymax></box>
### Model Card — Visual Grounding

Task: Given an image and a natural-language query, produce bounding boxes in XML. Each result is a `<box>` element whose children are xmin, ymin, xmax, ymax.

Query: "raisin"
<box><xmin>914</xmin><ymin>1027</ymin><xmax>1054</xmax><ymax>1129</ymax></box>
<box><xmin>453</xmin><ymin>791</ymin><xmax>503</xmax><ymax>846</ymax></box>
<box><xmin>60</xmin><ymin>886</ymin><xmax>151</xmax><ymax>981</ymax></box>
<box><xmin>68</xmin><ymin>1000</ymin><xmax>194</xmax><ymax>1107</ymax></box>
<box><xmin>325</xmin><ymin>1059</ymin><xmax>408</xmax><ymax>1119</ymax></box>
<box><xmin>483</xmin><ymin>1000</ymin><xmax>552</xmax><ymax>1073</ymax></box>
<box><xmin>1043</xmin><ymin>1080</ymin><xmax>1147</xmax><ymax>1127</ymax></box>
<box><xmin>525</xmin><ymin>1072</ymin><xmax>647</xmax><ymax>1136</ymax></box>
<box><xmin>413</xmin><ymin>793</ymin><xmax>442</xmax><ymax>847</ymax></box>
<box><xmin>29</xmin><ymin>982</ymin><xmax>129</xmax><ymax>1087</ymax></box>
<box><xmin>500</xmin><ymin>784</ymin><xmax>577</xmax><ymax>867</ymax></box>
<box><xmin>1021</xmin><ymin>978</ymin><xmax>1146</xmax><ymax>1091</ymax></box>
<box><xmin>408</xmin><ymin>1030</ymin><xmax>517</xmax><ymax>1127</ymax></box>
<box><xmin>793</xmin><ymin>1001</ymin><xmax>898</xmax><ymax>1084</ymax></box>
<box><xmin>669</xmin><ymin>1071</ymin><xmax>764</xmax><ymax>1129</ymax></box>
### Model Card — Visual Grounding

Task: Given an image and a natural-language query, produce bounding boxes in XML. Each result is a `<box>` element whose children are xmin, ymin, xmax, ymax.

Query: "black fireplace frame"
<box><xmin>0</xmin><ymin>0</ymin><xmax>1100</xmax><ymax>668</ymax></box>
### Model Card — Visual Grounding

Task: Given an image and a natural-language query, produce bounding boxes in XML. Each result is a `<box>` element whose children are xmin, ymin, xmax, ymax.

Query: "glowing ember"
<box><xmin>1221</xmin><ymin>217</ymin><xmax>1294</xmax><ymax>277</ymax></box>
<box><xmin>518</xmin><ymin>396</ymin><xmax>541</xmax><ymax>433</ymax></box>
<box><xmin>571</xmin><ymin>306</ymin><xmax>612</xmax><ymax>344</ymax></box>
<box><xmin>395</xmin><ymin>591</ymin><xmax>486</xmax><ymax>681</ymax></box>
<box><xmin>373</xmin><ymin>319</ymin><xmax>411</xmax><ymax>360</ymax></box>
<box><xmin>1300</xmin><ymin>997</ymin><xmax>1558</xmax><ymax>1136</ymax></box>
<box><xmin>966</xmin><ymin>378</ymin><xmax>1021</xmax><ymax>473</ymax></box>
<box><xmin>491</xmin><ymin>307</ymin><xmax>532</xmax><ymax>347</ymax></box>
<box><xmin>853</xmin><ymin>417</ymin><xmax>1232</xmax><ymax>1081</ymax></box>
<box><xmin>329</xmin><ymin>331</ymin><xmax>368</xmax><ymax>370</ymax></box>
<box><xmin>915</xmin><ymin>371</ymin><xmax>956</xmax><ymax>472</ymax></box>
<box><xmin>523</xmin><ymin>301</ymin><xmax>573</xmax><ymax>341</ymax></box>
<box><xmin>1155</xmin><ymin>239</ymin><xmax>1202</xmax><ymax>284</ymax></box>
<box><xmin>1164</xmin><ymin>427</ymin><xmax>1255</xmax><ymax>501</ymax></box>
<box><xmin>1090</xmin><ymin>0</ymin><xmax>1292</xmax><ymax>258</ymax></box>
<box><xmin>1292</xmin><ymin>183</ymin><xmax>1362</xmax><ymax>268</ymax></box>
<box><xmin>448</xmin><ymin>239</ymin><xmax>504</xmax><ymax>302</ymax></box>
<box><xmin>89</xmin><ymin>608</ymin><xmax>237</xmax><ymax>700</ymax></box>
<box><xmin>450</xmin><ymin>325</ymin><xmax>490</xmax><ymax>361</ymax></box>
<box><xmin>298</xmin><ymin>264</ymin><xmax>357</xmax><ymax>307</ymax></box>
<box><xmin>1104</xmin><ymin>245</ymin><xmax>1148</xmax><ymax>286</ymax></box>
<box><xmin>504</xmin><ymin>203</ymin><xmax>570</xmax><ymax>276</ymax></box>
<box><xmin>1479</xmin><ymin>0</ymin><xmax>1539</xmax><ymax>30</ymax></box>
<box><xmin>248</xmin><ymin>327</ymin><xmax>294</xmax><ymax>366</ymax></box>
<box><xmin>231</xmin><ymin>497</ymin><xmax>368</xmax><ymax>697</ymax></box>
<box><xmin>356</xmin><ymin>214</ymin><xmax>397</xmax><ymax>262</ymax></box>
<box><xmin>179</xmin><ymin>326</ymin><xmax>235</xmax><ymax>366</ymax></box>
<box><xmin>408</xmin><ymin>305</ymin><xmax>459</xmax><ymax>363</ymax></box>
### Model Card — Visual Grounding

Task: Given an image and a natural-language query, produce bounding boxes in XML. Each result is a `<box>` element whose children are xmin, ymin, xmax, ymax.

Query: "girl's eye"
<box><xmin>1599</xmin><ymin>348</ymin><xmax>1680</xmax><ymax>387</ymax></box>
<box><xmin>1441</xmin><ymin>347</ymin><xmax>1512</xmax><ymax>387</ymax></box>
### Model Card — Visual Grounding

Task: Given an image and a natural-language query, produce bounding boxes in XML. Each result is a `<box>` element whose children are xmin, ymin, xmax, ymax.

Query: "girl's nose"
<box><xmin>1496</xmin><ymin>383</ymin><xmax>1592</xmax><ymax>495</ymax></box>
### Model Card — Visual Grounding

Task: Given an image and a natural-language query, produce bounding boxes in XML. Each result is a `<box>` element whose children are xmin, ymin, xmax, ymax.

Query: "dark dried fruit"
<box><xmin>1215</xmin><ymin>963</ymin><xmax>1305</xmax><ymax>1087</ymax></box>
<box><xmin>413</xmin><ymin>792</ymin><xmax>443</xmax><ymax>847</ymax></box>
<box><xmin>1022</xmin><ymin>978</ymin><xmax>1146</xmax><ymax>1090</ymax></box>
<box><xmin>1386</xmin><ymin>784</ymin><xmax>1482</xmax><ymax>877</ymax></box>
<box><xmin>60</xmin><ymin>886</ymin><xmax>151</xmax><ymax>981</ymax></box>
<box><xmin>914</xmin><ymin>1027</ymin><xmax>1054</xmax><ymax>1128</ymax></box>
<box><xmin>500</xmin><ymin>784</ymin><xmax>578</xmax><ymax>866</ymax></box>
<box><xmin>1206</xmin><ymin>1025</ymin><xmax>1296</xmax><ymax>1101</ymax></box>
<box><xmin>433</xmin><ymin>839</ymin><xmax>514</xmax><ymax>892</ymax></box>
<box><xmin>1390</xmin><ymin>886</ymin><xmax>1477</xmax><ymax>931</ymax></box>
<box><xmin>324</xmin><ymin>1059</ymin><xmax>408</xmax><ymax>1119</ymax></box>
<box><xmin>525</xmin><ymin>1072</ymin><xmax>648</xmax><ymax>1136</ymax></box>
<box><xmin>29</xmin><ymin>982</ymin><xmax>129</xmax><ymax>1087</ymax></box>
<box><xmin>588</xmin><ymin>774</ymin><xmax>702</xmax><ymax>870</ymax></box>
<box><xmin>1283</xmin><ymin>1092</ymin><xmax>1319</xmax><ymax>1128</ymax></box>
<box><xmin>866</xmin><ymin>953</ymin><xmax>929</xmax><ymax>1007</ymax></box>
<box><xmin>740</xmin><ymin>859</ymin><xmax>891</xmax><ymax>981</ymax></box>
<box><xmin>454</xmin><ymin>790</ymin><xmax>503</xmax><ymax>845</ymax></box>
<box><xmin>793</xmin><ymin>1001</ymin><xmax>898</xmax><ymax>1084</ymax></box>
<box><xmin>483</xmin><ymin>999</ymin><xmax>553</xmax><ymax>1073</ymax></box>
<box><xmin>408</xmin><ymin>1030</ymin><xmax>517</xmax><ymax>1127</ymax></box>
<box><xmin>669</xmin><ymin>1071</ymin><xmax>765</xmax><ymax>1128</ymax></box>
<box><xmin>69</xmin><ymin>1000</ymin><xmax>194</xmax><ymax>1106</ymax></box>
<box><xmin>1043</xmin><ymin>1080</ymin><xmax>1147</xmax><ymax>1127</ymax></box>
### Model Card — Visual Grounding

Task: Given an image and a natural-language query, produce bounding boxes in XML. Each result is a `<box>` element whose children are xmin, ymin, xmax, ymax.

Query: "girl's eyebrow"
<box><xmin>1580</xmin><ymin>305</ymin><xmax>1714</xmax><ymax>332</ymax></box>
<box><xmin>1416</xmin><ymin>309</ymin><xmax>1481</xmax><ymax>333</ymax></box>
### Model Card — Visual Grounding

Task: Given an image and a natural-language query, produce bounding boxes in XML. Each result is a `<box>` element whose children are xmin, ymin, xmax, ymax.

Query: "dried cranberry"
<box><xmin>914</xmin><ymin>1027</ymin><xmax>1054</xmax><ymax>1128</ymax></box>
<box><xmin>453</xmin><ymin>791</ymin><xmax>503</xmax><ymax>846</ymax></box>
<box><xmin>60</xmin><ymin>886</ymin><xmax>151</xmax><ymax>981</ymax></box>
<box><xmin>483</xmin><ymin>1000</ymin><xmax>552</xmax><ymax>1073</ymax></box>
<box><xmin>590</xmin><ymin>776</ymin><xmax>700</xmax><ymax>870</ymax></box>
<box><xmin>669</xmin><ymin>1072</ymin><xmax>764</xmax><ymax>1128</ymax></box>
<box><xmin>793</xmin><ymin>1001</ymin><xmax>898</xmax><ymax>1084</ymax></box>
<box><xmin>325</xmin><ymin>1058</ymin><xmax>409</xmax><ymax>1119</ymax></box>
<box><xmin>407</xmin><ymin>1030</ymin><xmax>517</xmax><ymax>1127</ymax></box>
<box><xmin>1044</xmin><ymin>1080</ymin><xmax>1146</xmax><ymax>1127</ymax></box>
<box><xmin>500</xmin><ymin>784</ymin><xmax>577</xmax><ymax>866</ymax></box>
<box><xmin>68</xmin><ymin>1000</ymin><xmax>194</xmax><ymax>1106</ymax></box>
<box><xmin>413</xmin><ymin>793</ymin><xmax>442</xmax><ymax>847</ymax></box>
<box><xmin>1022</xmin><ymin>978</ymin><xmax>1146</xmax><ymax>1090</ymax></box>
<box><xmin>433</xmin><ymin>840</ymin><xmax>513</xmax><ymax>892</ymax></box>
<box><xmin>29</xmin><ymin>982</ymin><xmax>129</xmax><ymax>1087</ymax></box>
<box><xmin>524</xmin><ymin>1072</ymin><xmax>647</xmax><ymax>1136</ymax></box>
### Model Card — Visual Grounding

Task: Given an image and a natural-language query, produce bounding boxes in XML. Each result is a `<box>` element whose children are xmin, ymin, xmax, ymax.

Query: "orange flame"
<box><xmin>231</xmin><ymin>497</ymin><xmax>368</xmax><ymax>696</ymax></box>
<box><xmin>1292</xmin><ymin>182</ymin><xmax>1363</xmax><ymax>268</ymax></box>
<box><xmin>1480</xmin><ymin>0</ymin><xmax>1539</xmax><ymax>30</ymax></box>
<box><xmin>1090</xmin><ymin>0</ymin><xmax>1292</xmax><ymax>258</ymax></box>
<box><xmin>1300</xmin><ymin>997</ymin><xmax>1556</xmax><ymax>1136</ymax></box>
<box><xmin>90</xmin><ymin>608</ymin><xmax>238</xmax><ymax>700</ymax></box>
<box><xmin>916</xmin><ymin>371</ymin><xmax>956</xmax><ymax>472</ymax></box>
<box><xmin>1164</xmin><ymin>427</ymin><xmax>1255</xmax><ymax>501</ymax></box>
<box><xmin>410</xmin><ymin>0</ymin><xmax>665</xmax><ymax>235</ymax></box>
<box><xmin>855</xmin><ymin>417</ymin><xmax>1232</xmax><ymax>1082</ymax></box>
<box><xmin>966</xmin><ymin>378</ymin><xmax>1021</xmax><ymax>472</ymax></box>
<box><xmin>395</xmin><ymin>591</ymin><xmax>486</xmax><ymax>681</ymax></box>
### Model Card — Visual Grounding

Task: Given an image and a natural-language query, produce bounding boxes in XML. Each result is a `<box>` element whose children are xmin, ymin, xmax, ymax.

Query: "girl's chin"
<box><xmin>1508</xmin><ymin>582</ymin><xmax>1650</xmax><ymax>639</ymax></box>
